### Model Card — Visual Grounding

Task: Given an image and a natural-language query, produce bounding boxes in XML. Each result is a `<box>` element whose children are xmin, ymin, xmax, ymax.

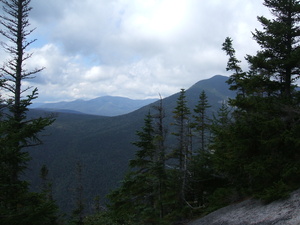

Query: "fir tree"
<box><xmin>216</xmin><ymin>0</ymin><xmax>300</xmax><ymax>200</ymax></box>
<box><xmin>151</xmin><ymin>96</ymin><xmax>168</xmax><ymax>219</ymax></box>
<box><xmin>185</xmin><ymin>90</ymin><xmax>213</xmax><ymax>209</ymax></box>
<box><xmin>192</xmin><ymin>90</ymin><xmax>211</xmax><ymax>152</ymax></box>
<box><xmin>0</xmin><ymin>1</ymin><xmax>57</xmax><ymax>224</ymax></box>
<box><xmin>170</xmin><ymin>89</ymin><xmax>191</xmax><ymax>212</ymax></box>
<box><xmin>247</xmin><ymin>0</ymin><xmax>300</xmax><ymax>99</ymax></box>
<box><xmin>222</xmin><ymin>37</ymin><xmax>247</xmax><ymax>97</ymax></box>
<box><xmin>108</xmin><ymin>113</ymin><xmax>161</xmax><ymax>224</ymax></box>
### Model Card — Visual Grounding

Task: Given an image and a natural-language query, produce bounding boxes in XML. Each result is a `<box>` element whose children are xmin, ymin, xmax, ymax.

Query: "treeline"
<box><xmin>104</xmin><ymin>89</ymin><xmax>228</xmax><ymax>224</ymax></box>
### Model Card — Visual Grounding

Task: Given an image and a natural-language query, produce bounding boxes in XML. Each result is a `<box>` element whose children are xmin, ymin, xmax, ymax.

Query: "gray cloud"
<box><xmin>22</xmin><ymin>0</ymin><xmax>271</xmax><ymax>102</ymax></box>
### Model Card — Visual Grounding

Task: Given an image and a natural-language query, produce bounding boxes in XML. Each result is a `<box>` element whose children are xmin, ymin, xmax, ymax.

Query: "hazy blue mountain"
<box><xmin>26</xmin><ymin>75</ymin><xmax>234</xmax><ymax>213</ymax></box>
<box><xmin>33</xmin><ymin>96</ymin><xmax>158</xmax><ymax>116</ymax></box>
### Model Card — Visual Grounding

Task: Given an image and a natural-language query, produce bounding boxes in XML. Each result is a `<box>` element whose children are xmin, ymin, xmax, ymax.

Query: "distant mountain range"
<box><xmin>26</xmin><ymin>75</ymin><xmax>234</xmax><ymax>214</ymax></box>
<box><xmin>32</xmin><ymin>96</ymin><xmax>158</xmax><ymax>116</ymax></box>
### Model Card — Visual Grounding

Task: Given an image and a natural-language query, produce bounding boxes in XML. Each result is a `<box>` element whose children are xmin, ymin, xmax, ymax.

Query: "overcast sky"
<box><xmin>5</xmin><ymin>0</ymin><xmax>271</xmax><ymax>102</ymax></box>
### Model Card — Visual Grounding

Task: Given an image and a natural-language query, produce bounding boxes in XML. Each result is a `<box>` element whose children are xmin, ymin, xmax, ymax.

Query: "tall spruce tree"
<box><xmin>171</xmin><ymin>89</ymin><xmax>191</xmax><ymax>170</ymax></box>
<box><xmin>210</xmin><ymin>102</ymin><xmax>234</xmax><ymax>184</ymax></box>
<box><xmin>216</xmin><ymin>0</ymin><xmax>300</xmax><ymax>201</ymax></box>
<box><xmin>192</xmin><ymin>90</ymin><xmax>211</xmax><ymax>152</ymax></box>
<box><xmin>0</xmin><ymin>0</ymin><xmax>56</xmax><ymax>224</ymax></box>
<box><xmin>72</xmin><ymin>162</ymin><xmax>85</xmax><ymax>225</ymax></box>
<box><xmin>185</xmin><ymin>90</ymin><xmax>213</xmax><ymax>209</ymax></box>
<box><xmin>108</xmin><ymin>113</ymin><xmax>161</xmax><ymax>224</ymax></box>
<box><xmin>222</xmin><ymin>37</ymin><xmax>247</xmax><ymax>97</ymax></box>
<box><xmin>170</xmin><ymin>89</ymin><xmax>191</xmax><ymax>211</ymax></box>
<box><xmin>151</xmin><ymin>96</ymin><xmax>167</xmax><ymax>219</ymax></box>
<box><xmin>248</xmin><ymin>0</ymin><xmax>300</xmax><ymax>99</ymax></box>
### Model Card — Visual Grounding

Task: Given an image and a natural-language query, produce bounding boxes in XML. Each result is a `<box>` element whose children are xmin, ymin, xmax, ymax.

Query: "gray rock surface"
<box><xmin>188</xmin><ymin>189</ymin><xmax>300</xmax><ymax>225</ymax></box>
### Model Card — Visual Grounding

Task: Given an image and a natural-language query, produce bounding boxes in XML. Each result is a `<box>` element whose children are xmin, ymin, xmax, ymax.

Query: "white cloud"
<box><xmin>20</xmin><ymin>0</ymin><xmax>272</xmax><ymax>102</ymax></box>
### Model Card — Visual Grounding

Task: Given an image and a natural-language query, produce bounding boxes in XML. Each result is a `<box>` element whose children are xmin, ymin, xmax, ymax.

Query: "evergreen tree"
<box><xmin>40</xmin><ymin>165</ymin><xmax>54</xmax><ymax>201</ymax></box>
<box><xmin>192</xmin><ymin>90</ymin><xmax>211</xmax><ymax>152</ymax></box>
<box><xmin>222</xmin><ymin>37</ymin><xmax>247</xmax><ymax>97</ymax></box>
<box><xmin>185</xmin><ymin>90</ymin><xmax>213</xmax><ymax>209</ymax></box>
<box><xmin>39</xmin><ymin>165</ymin><xmax>59</xmax><ymax>224</ymax></box>
<box><xmin>108</xmin><ymin>113</ymin><xmax>161</xmax><ymax>224</ymax></box>
<box><xmin>248</xmin><ymin>0</ymin><xmax>300</xmax><ymax>100</ymax></box>
<box><xmin>71</xmin><ymin>162</ymin><xmax>85</xmax><ymax>225</ymax></box>
<box><xmin>0</xmin><ymin>0</ymin><xmax>57</xmax><ymax>224</ymax></box>
<box><xmin>210</xmin><ymin>102</ymin><xmax>235</xmax><ymax>184</ymax></box>
<box><xmin>170</xmin><ymin>89</ymin><xmax>191</xmax><ymax>211</ymax></box>
<box><xmin>216</xmin><ymin>0</ymin><xmax>300</xmax><ymax>200</ymax></box>
<box><xmin>151</xmin><ymin>96</ymin><xmax>168</xmax><ymax>219</ymax></box>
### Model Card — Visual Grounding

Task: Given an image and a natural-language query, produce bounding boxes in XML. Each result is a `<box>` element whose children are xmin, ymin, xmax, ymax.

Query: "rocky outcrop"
<box><xmin>188</xmin><ymin>189</ymin><xmax>300</xmax><ymax>225</ymax></box>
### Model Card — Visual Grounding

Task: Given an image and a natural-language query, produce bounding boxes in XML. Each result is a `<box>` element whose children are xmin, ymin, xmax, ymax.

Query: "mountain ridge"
<box><xmin>27</xmin><ymin>75</ymin><xmax>234</xmax><ymax>213</ymax></box>
<box><xmin>33</xmin><ymin>95</ymin><xmax>159</xmax><ymax>116</ymax></box>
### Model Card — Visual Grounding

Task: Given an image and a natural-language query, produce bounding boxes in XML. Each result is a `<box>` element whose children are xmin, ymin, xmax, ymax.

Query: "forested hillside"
<box><xmin>26</xmin><ymin>75</ymin><xmax>234</xmax><ymax>214</ymax></box>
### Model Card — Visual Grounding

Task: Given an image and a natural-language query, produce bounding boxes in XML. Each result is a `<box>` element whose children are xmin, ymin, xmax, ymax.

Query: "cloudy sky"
<box><xmin>5</xmin><ymin>0</ymin><xmax>271</xmax><ymax>102</ymax></box>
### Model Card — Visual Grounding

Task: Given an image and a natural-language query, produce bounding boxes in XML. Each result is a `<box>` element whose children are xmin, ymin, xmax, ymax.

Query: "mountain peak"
<box><xmin>33</xmin><ymin>75</ymin><xmax>231</xmax><ymax>116</ymax></box>
<box><xmin>34</xmin><ymin>96</ymin><xmax>158</xmax><ymax>116</ymax></box>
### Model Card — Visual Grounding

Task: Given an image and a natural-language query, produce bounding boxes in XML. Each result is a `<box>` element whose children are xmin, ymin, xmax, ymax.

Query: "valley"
<box><xmin>26</xmin><ymin>75</ymin><xmax>234</xmax><ymax>213</ymax></box>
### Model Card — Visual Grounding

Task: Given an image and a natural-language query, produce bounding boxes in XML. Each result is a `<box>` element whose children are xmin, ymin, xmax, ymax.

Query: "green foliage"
<box><xmin>12</xmin><ymin>2</ymin><xmax>300</xmax><ymax>219</ymax></box>
<box><xmin>187</xmin><ymin>151</ymin><xmax>226</xmax><ymax>210</ymax></box>
<box><xmin>107</xmin><ymin>89</ymin><xmax>231</xmax><ymax>224</ymax></box>
<box><xmin>108</xmin><ymin>112</ymin><xmax>167</xmax><ymax>224</ymax></box>
<box><xmin>0</xmin><ymin>0</ymin><xmax>58</xmax><ymax>224</ymax></box>
<box><xmin>205</xmin><ymin>187</ymin><xmax>237</xmax><ymax>213</ymax></box>
<box><xmin>222</xmin><ymin>37</ymin><xmax>247</xmax><ymax>96</ymax></box>
<box><xmin>249</xmin><ymin>0</ymin><xmax>300</xmax><ymax>99</ymax></box>
<box><xmin>192</xmin><ymin>90</ymin><xmax>211</xmax><ymax>152</ymax></box>
<box><xmin>214</xmin><ymin>0</ymin><xmax>300</xmax><ymax>203</ymax></box>
<box><xmin>22</xmin><ymin>1</ymin><xmax>300</xmax><ymax>223</ymax></box>
<box><xmin>171</xmin><ymin>88</ymin><xmax>191</xmax><ymax>168</ymax></box>
<box><xmin>171</xmin><ymin>88</ymin><xmax>191</xmax><ymax>163</ymax></box>
<box><xmin>108</xmin><ymin>173</ymin><xmax>159</xmax><ymax>224</ymax></box>
<box><xmin>130</xmin><ymin>113</ymin><xmax>156</xmax><ymax>168</ymax></box>
<box><xmin>255</xmin><ymin>180</ymin><xmax>290</xmax><ymax>203</ymax></box>
<box><xmin>170</xmin><ymin>88</ymin><xmax>192</xmax><ymax>215</ymax></box>
<box><xmin>25</xmin><ymin>75</ymin><xmax>233</xmax><ymax>214</ymax></box>
<box><xmin>0</xmin><ymin>191</ymin><xmax>58</xmax><ymax>225</ymax></box>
